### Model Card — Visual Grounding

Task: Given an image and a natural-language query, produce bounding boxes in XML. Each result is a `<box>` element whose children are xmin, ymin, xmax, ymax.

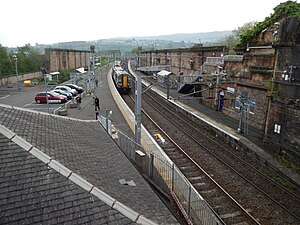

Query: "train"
<box><xmin>112</xmin><ymin>61</ymin><xmax>132</xmax><ymax>94</ymax></box>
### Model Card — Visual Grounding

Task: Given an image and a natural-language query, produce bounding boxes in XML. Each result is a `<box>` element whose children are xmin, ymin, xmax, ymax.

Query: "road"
<box><xmin>0</xmin><ymin>83</ymin><xmax>66</xmax><ymax>114</ymax></box>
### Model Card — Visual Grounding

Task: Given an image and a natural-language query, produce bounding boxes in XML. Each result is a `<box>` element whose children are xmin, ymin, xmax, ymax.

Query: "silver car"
<box><xmin>54</xmin><ymin>85</ymin><xmax>77</xmax><ymax>96</ymax></box>
<box><xmin>51</xmin><ymin>89</ymin><xmax>73</xmax><ymax>100</ymax></box>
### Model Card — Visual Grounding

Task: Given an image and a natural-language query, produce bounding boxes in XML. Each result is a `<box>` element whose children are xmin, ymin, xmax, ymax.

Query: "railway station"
<box><xmin>0</xmin><ymin>13</ymin><xmax>299</xmax><ymax>225</ymax></box>
<box><xmin>1</xmin><ymin>54</ymin><xmax>300</xmax><ymax>224</ymax></box>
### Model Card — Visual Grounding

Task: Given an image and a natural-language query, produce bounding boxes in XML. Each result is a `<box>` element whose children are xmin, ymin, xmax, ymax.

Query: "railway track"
<box><xmin>121</xmin><ymin>78</ymin><xmax>300</xmax><ymax>224</ymax></box>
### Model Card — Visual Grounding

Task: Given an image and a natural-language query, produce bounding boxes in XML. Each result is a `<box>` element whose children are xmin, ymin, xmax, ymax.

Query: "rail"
<box><xmin>114</xmin><ymin>130</ymin><xmax>222</xmax><ymax>225</ymax></box>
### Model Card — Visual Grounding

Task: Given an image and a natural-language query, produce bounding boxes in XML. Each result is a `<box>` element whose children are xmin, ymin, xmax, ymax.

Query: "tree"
<box><xmin>239</xmin><ymin>1</ymin><xmax>300</xmax><ymax>46</ymax></box>
<box><xmin>220</xmin><ymin>22</ymin><xmax>257</xmax><ymax>53</ymax></box>
<box><xmin>0</xmin><ymin>45</ymin><xmax>13</xmax><ymax>77</ymax></box>
<box><xmin>12</xmin><ymin>44</ymin><xmax>41</xmax><ymax>74</ymax></box>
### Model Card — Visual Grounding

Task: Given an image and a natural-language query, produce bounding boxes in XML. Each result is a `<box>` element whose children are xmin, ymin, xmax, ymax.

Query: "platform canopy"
<box><xmin>76</xmin><ymin>67</ymin><xmax>85</xmax><ymax>73</ymax></box>
<box><xmin>157</xmin><ymin>70</ymin><xmax>172</xmax><ymax>76</ymax></box>
<box><xmin>50</xmin><ymin>71</ymin><xmax>60</xmax><ymax>75</ymax></box>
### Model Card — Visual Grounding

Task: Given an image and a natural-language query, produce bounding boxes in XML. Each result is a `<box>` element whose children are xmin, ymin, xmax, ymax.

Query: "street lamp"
<box><xmin>90</xmin><ymin>45</ymin><xmax>95</xmax><ymax>91</ymax></box>
<box><xmin>12</xmin><ymin>54</ymin><xmax>20</xmax><ymax>90</ymax></box>
<box><xmin>41</xmin><ymin>68</ymin><xmax>49</xmax><ymax>113</ymax></box>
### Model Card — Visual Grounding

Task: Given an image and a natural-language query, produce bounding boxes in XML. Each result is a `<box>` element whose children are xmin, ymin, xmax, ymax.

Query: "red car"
<box><xmin>35</xmin><ymin>91</ymin><xmax>67</xmax><ymax>104</ymax></box>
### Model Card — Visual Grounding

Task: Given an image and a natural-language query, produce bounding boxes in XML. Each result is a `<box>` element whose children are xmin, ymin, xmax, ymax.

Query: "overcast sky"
<box><xmin>0</xmin><ymin>0</ymin><xmax>290</xmax><ymax>47</ymax></box>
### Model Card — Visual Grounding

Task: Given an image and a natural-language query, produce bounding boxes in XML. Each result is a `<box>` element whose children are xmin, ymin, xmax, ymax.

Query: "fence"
<box><xmin>112</xmin><ymin>129</ymin><xmax>221</xmax><ymax>225</ymax></box>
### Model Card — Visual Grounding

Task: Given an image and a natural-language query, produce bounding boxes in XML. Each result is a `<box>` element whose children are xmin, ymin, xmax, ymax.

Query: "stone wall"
<box><xmin>0</xmin><ymin>72</ymin><xmax>42</xmax><ymax>86</ymax></box>
<box><xmin>44</xmin><ymin>48</ymin><xmax>90</xmax><ymax>73</ymax></box>
<box><xmin>222</xmin><ymin>83</ymin><xmax>269</xmax><ymax>132</ymax></box>
<box><xmin>139</xmin><ymin>46</ymin><xmax>227</xmax><ymax>76</ymax></box>
<box><xmin>265</xmin><ymin>100</ymin><xmax>300</xmax><ymax>159</ymax></box>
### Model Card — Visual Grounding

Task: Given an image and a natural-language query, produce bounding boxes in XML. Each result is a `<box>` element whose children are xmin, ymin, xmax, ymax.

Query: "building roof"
<box><xmin>0</xmin><ymin>104</ymin><xmax>179</xmax><ymax>225</ymax></box>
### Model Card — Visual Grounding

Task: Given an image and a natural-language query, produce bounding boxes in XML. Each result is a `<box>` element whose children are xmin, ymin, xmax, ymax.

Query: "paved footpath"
<box><xmin>66</xmin><ymin>66</ymin><xmax>134</xmax><ymax>139</ymax></box>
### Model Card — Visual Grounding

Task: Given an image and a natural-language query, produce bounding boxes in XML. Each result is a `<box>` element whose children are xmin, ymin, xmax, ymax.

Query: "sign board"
<box><xmin>227</xmin><ymin>87</ymin><xmax>235</xmax><ymax>94</ymax></box>
<box><xmin>248</xmin><ymin>101</ymin><xmax>256</xmax><ymax>114</ymax></box>
<box><xmin>249</xmin><ymin>101</ymin><xmax>256</xmax><ymax>107</ymax></box>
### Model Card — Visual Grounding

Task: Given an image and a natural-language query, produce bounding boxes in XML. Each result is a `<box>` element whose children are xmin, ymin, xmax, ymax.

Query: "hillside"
<box><xmin>33</xmin><ymin>30</ymin><xmax>232</xmax><ymax>53</ymax></box>
<box><xmin>129</xmin><ymin>31</ymin><xmax>232</xmax><ymax>43</ymax></box>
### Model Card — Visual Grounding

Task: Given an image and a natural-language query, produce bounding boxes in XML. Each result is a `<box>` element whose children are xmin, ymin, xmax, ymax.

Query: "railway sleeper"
<box><xmin>191</xmin><ymin>182</ymin><xmax>206</xmax><ymax>187</ymax></box>
<box><xmin>163</xmin><ymin>150</ymin><xmax>185</xmax><ymax>157</ymax></box>
<box><xmin>222</xmin><ymin>218</ymin><xmax>249</xmax><ymax>225</ymax></box>
<box><xmin>212</xmin><ymin>206</ymin><xmax>246</xmax><ymax>223</ymax></box>
<box><xmin>175</xmin><ymin>159</ymin><xmax>191</xmax><ymax>167</ymax></box>
<box><xmin>169</xmin><ymin>154</ymin><xmax>189</xmax><ymax>160</ymax></box>
<box><xmin>219</xmin><ymin>211</ymin><xmax>249</xmax><ymax>225</ymax></box>
<box><xmin>179</xmin><ymin>165</ymin><xmax>199</xmax><ymax>173</ymax></box>
<box><xmin>199</xmin><ymin>188</ymin><xmax>216</xmax><ymax>194</ymax></box>
<box><xmin>230</xmin><ymin>222</ymin><xmax>249</xmax><ymax>225</ymax></box>
<box><xmin>162</xmin><ymin>147</ymin><xmax>178</xmax><ymax>152</ymax></box>
<box><xmin>209</xmin><ymin>196</ymin><xmax>227</xmax><ymax>205</ymax></box>
<box><xmin>187</xmin><ymin>176</ymin><xmax>204</xmax><ymax>182</ymax></box>
<box><xmin>198</xmin><ymin>188</ymin><xmax>220</xmax><ymax>197</ymax></box>
<box><xmin>219</xmin><ymin>211</ymin><xmax>242</xmax><ymax>219</ymax></box>
<box><xmin>183</xmin><ymin>171</ymin><xmax>203</xmax><ymax>178</ymax></box>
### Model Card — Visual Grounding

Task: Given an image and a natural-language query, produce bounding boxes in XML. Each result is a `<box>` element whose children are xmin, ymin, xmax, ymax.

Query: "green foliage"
<box><xmin>0</xmin><ymin>44</ymin><xmax>41</xmax><ymax>78</ymax></box>
<box><xmin>0</xmin><ymin>45</ymin><xmax>13</xmax><ymax>76</ymax></box>
<box><xmin>239</xmin><ymin>1</ymin><xmax>300</xmax><ymax>46</ymax></box>
<box><xmin>12</xmin><ymin>44</ymin><xmax>41</xmax><ymax>74</ymax></box>
<box><xmin>219</xmin><ymin>22</ymin><xmax>257</xmax><ymax>52</ymax></box>
<box><xmin>58</xmin><ymin>69</ymin><xmax>71</xmax><ymax>83</ymax></box>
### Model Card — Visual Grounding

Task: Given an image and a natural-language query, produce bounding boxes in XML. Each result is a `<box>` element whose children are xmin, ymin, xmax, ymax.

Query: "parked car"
<box><xmin>54</xmin><ymin>85</ymin><xmax>77</xmax><ymax>96</ymax></box>
<box><xmin>64</xmin><ymin>84</ymin><xmax>84</xmax><ymax>94</ymax></box>
<box><xmin>51</xmin><ymin>89</ymin><xmax>72</xmax><ymax>100</ymax></box>
<box><xmin>35</xmin><ymin>91</ymin><xmax>67</xmax><ymax>104</ymax></box>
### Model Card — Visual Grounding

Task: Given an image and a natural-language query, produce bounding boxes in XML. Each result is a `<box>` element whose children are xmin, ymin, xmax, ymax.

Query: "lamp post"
<box><xmin>41</xmin><ymin>68</ymin><xmax>49</xmax><ymax>113</ymax></box>
<box><xmin>12</xmin><ymin>54</ymin><xmax>20</xmax><ymax>90</ymax></box>
<box><xmin>90</xmin><ymin>45</ymin><xmax>95</xmax><ymax>91</ymax></box>
<box><xmin>134</xmin><ymin>73</ymin><xmax>142</xmax><ymax>145</ymax></box>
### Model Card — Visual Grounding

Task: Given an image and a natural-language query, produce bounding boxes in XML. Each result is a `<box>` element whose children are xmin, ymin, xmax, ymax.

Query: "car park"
<box><xmin>35</xmin><ymin>91</ymin><xmax>67</xmax><ymax>104</ymax></box>
<box><xmin>51</xmin><ymin>89</ymin><xmax>72</xmax><ymax>100</ymax></box>
<box><xmin>64</xmin><ymin>84</ymin><xmax>84</xmax><ymax>94</ymax></box>
<box><xmin>54</xmin><ymin>85</ymin><xmax>77</xmax><ymax>96</ymax></box>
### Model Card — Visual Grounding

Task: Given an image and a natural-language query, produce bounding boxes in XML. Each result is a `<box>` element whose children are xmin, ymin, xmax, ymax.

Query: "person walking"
<box><xmin>94</xmin><ymin>96</ymin><xmax>100</xmax><ymax>111</ymax></box>
<box><xmin>76</xmin><ymin>95</ymin><xmax>82</xmax><ymax>110</ymax></box>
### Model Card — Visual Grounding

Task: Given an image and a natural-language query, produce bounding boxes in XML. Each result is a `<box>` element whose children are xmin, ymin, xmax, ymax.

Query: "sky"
<box><xmin>0</xmin><ymin>0</ymin><xmax>293</xmax><ymax>47</ymax></box>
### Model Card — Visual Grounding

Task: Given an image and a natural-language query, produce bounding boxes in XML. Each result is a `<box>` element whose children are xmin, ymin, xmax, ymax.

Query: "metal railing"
<box><xmin>205</xmin><ymin>57</ymin><xmax>224</xmax><ymax>66</ymax></box>
<box><xmin>53</xmin><ymin>99</ymin><xmax>73</xmax><ymax>115</ymax></box>
<box><xmin>113</xmin><ymin>130</ymin><xmax>221</xmax><ymax>225</ymax></box>
<box><xmin>223</xmin><ymin>55</ymin><xmax>243</xmax><ymax>62</ymax></box>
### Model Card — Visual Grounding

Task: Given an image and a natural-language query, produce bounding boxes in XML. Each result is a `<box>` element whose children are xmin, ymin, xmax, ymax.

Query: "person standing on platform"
<box><xmin>94</xmin><ymin>96</ymin><xmax>100</xmax><ymax>111</ymax></box>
